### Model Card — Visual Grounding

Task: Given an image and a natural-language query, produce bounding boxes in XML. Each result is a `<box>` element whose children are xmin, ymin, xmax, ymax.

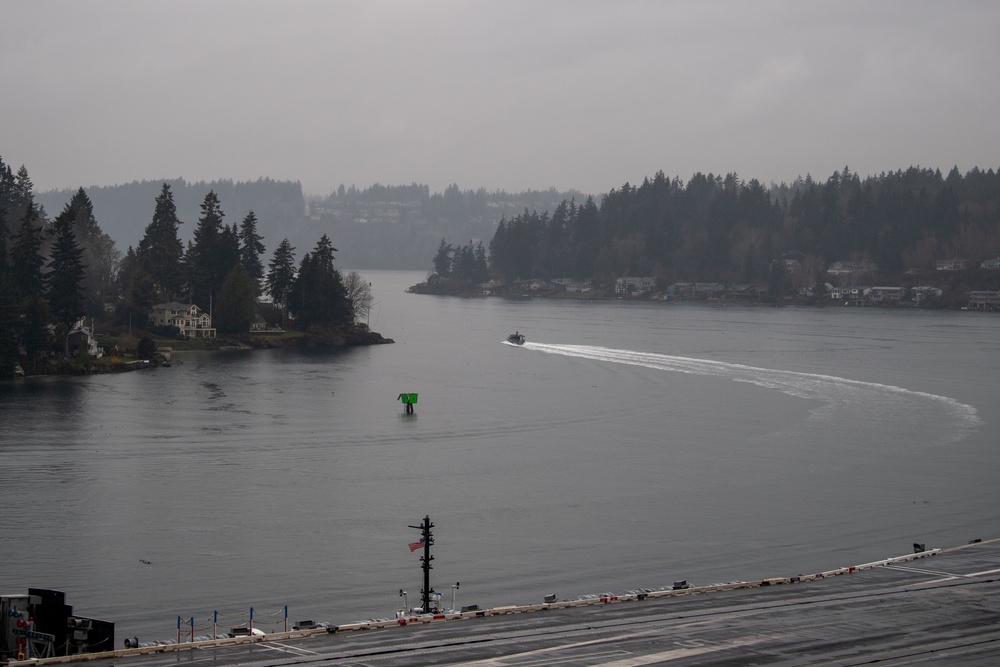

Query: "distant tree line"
<box><xmin>1</xmin><ymin>157</ymin><xmax>122</xmax><ymax>371</ymax></box>
<box><xmin>35</xmin><ymin>177</ymin><xmax>307</xmax><ymax>254</ymax></box>
<box><xmin>315</xmin><ymin>183</ymin><xmax>587</xmax><ymax>270</ymax></box>
<box><xmin>0</xmin><ymin>156</ymin><xmax>369</xmax><ymax>376</ymax></box>
<box><xmin>115</xmin><ymin>183</ymin><xmax>360</xmax><ymax>336</ymax></box>
<box><xmin>482</xmin><ymin>167</ymin><xmax>1000</xmax><ymax>291</ymax></box>
<box><xmin>325</xmin><ymin>182</ymin><xmax>587</xmax><ymax>223</ymax></box>
<box><xmin>431</xmin><ymin>239</ymin><xmax>489</xmax><ymax>284</ymax></box>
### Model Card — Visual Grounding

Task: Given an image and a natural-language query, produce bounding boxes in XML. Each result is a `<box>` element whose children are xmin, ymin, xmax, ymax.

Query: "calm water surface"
<box><xmin>1</xmin><ymin>270</ymin><xmax>998</xmax><ymax>641</ymax></box>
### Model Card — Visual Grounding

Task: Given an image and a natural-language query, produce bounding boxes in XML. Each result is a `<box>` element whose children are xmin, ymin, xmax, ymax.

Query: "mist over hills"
<box><xmin>32</xmin><ymin>165</ymin><xmax>1000</xmax><ymax>289</ymax></box>
<box><xmin>34</xmin><ymin>180</ymin><xmax>586</xmax><ymax>270</ymax></box>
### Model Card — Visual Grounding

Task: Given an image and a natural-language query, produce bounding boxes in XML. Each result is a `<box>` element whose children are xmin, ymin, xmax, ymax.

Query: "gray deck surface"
<box><xmin>18</xmin><ymin>539</ymin><xmax>1000</xmax><ymax>666</ymax></box>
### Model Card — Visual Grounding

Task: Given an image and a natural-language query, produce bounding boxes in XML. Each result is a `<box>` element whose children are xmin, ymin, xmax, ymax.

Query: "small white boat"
<box><xmin>506</xmin><ymin>331</ymin><xmax>525</xmax><ymax>345</ymax></box>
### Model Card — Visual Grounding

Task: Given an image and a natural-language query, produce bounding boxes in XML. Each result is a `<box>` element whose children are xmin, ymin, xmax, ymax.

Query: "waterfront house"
<box><xmin>911</xmin><ymin>286</ymin><xmax>943</xmax><ymax>302</ymax></box>
<box><xmin>151</xmin><ymin>302</ymin><xmax>217</xmax><ymax>338</ymax></box>
<box><xmin>830</xmin><ymin>286</ymin><xmax>869</xmax><ymax>301</ymax></box>
<box><xmin>868</xmin><ymin>286</ymin><xmax>906</xmax><ymax>303</ymax></box>
<box><xmin>967</xmin><ymin>290</ymin><xmax>1000</xmax><ymax>310</ymax></box>
<box><xmin>615</xmin><ymin>276</ymin><xmax>656</xmax><ymax>295</ymax></box>
<box><xmin>67</xmin><ymin>318</ymin><xmax>102</xmax><ymax>358</ymax></box>
<box><xmin>550</xmin><ymin>278</ymin><xmax>592</xmax><ymax>293</ymax></box>
<box><xmin>693</xmin><ymin>282</ymin><xmax>726</xmax><ymax>296</ymax></box>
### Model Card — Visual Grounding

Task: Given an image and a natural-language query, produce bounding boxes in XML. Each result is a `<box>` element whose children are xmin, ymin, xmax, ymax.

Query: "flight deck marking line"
<box><xmin>889</xmin><ymin>565</ymin><xmax>967</xmax><ymax>578</ymax></box>
<box><xmin>963</xmin><ymin>567</ymin><xmax>1000</xmax><ymax>577</ymax></box>
<box><xmin>452</xmin><ymin>635</ymin><xmax>771</xmax><ymax>667</ymax></box>
<box><xmin>252</xmin><ymin>641</ymin><xmax>318</xmax><ymax>656</ymax></box>
<box><xmin>493</xmin><ymin>650</ymin><xmax>629</xmax><ymax>666</ymax></box>
<box><xmin>450</xmin><ymin>625</ymin><xmax>777</xmax><ymax>667</ymax></box>
<box><xmin>891</xmin><ymin>565</ymin><xmax>1000</xmax><ymax>578</ymax></box>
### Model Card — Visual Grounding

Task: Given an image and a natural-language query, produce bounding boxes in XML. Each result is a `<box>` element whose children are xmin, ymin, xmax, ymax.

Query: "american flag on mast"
<box><xmin>408</xmin><ymin>538</ymin><xmax>425</xmax><ymax>552</ymax></box>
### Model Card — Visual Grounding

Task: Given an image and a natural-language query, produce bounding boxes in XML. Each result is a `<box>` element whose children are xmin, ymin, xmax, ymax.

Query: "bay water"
<box><xmin>1</xmin><ymin>270</ymin><xmax>997</xmax><ymax>641</ymax></box>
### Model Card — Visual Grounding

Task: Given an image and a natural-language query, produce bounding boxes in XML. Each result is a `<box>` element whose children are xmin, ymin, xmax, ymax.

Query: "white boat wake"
<box><xmin>524</xmin><ymin>342</ymin><xmax>982</xmax><ymax>444</ymax></box>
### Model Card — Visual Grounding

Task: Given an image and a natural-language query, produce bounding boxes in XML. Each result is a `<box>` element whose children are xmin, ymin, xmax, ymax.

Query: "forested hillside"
<box><xmin>309</xmin><ymin>183</ymin><xmax>586</xmax><ymax>269</ymax></box>
<box><xmin>485</xmin><ymin>167</ymin><xmax>1000</xmax><ymax>291</ymax></box>
<box><xmin>1</xmin><ymin>158</ymin><xmax>364</xmax><ymax>376</ymax></box>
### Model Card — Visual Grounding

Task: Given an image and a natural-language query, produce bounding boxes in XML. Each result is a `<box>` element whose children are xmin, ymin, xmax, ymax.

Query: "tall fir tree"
<box><xmin>64</xmin><ymin>187</ymin><xmax>120</xmax><ymax>315</ymax></box>
<box><xmin>47</xmin><ymin>204</ymin><xmax>87</xmax><ymax>356</ymax></box>
<box><xmin>13</xmin><ymin>165</ymin><xmax>33</xmax><ymax>202</ymax></box>
<box><xmin>432</xmin><ymin>238</ymin><xmax>452</xmax><ymax>277</ymax></box>
<box><xmin>266</xmin><ymin>238</ymin><xmax>296</xmax><ymax>325</ymax></box>
<box><xmin>215</xmin><ymin>263</ymin><xmax>257</xmax><ymax>334</ymax></box>
<box><xmin>186</xmin><ymin>190</ymin><xmax>237</xmax><ymax>310</ymax></box>
<box><xmin>0</xmin><ymin>207</ymin><xmax>20</xmax><ymax>373</ymax></box>
<box><xmin>288</xmin><ymin>235</ymin><xmax>351</xmax><ymax>329</ymax></box>
<box><xmin>238</xmin><ymin>211</ymin><xmax>265</xmax><ymax>285</ymax></box>
<box><xmin>10</xmin><ymin>200</ymin><xmax>46</xmax><ymax>303</ymax></box>
<box><xmin>10</xmin><ymin>197</ymin><xmax>51</xmax><ymax>370</ymax></box>
<box><xmin>137</xmin><ymin>183</ymin><xmax>185</xmax><ymax>300</ymax></box>
<box><xmin>0</xmin><ymin>156</ymin><xmax>19</xmax><ymax>234</ymax></box>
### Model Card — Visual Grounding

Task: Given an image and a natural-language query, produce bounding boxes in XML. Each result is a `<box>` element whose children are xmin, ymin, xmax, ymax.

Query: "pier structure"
<box><xmin>5</xmin><ymin>538</ymin><xmax>1000</xmax><ymax>666</ymax></box>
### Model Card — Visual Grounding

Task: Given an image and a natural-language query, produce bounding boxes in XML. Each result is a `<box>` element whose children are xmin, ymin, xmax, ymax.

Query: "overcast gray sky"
<box><xmin>3</xmin><ymin>0</ymin><xmax>998</xmax><ymax>197</ymax></box>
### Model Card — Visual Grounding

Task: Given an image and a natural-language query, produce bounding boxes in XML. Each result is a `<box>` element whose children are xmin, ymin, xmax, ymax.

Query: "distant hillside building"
<box><xmin>827</xmin><ymin>261</ymin><xmax>866</xmax><ymax>275</ymax></box>
<box><xmin>936</xmin><ymin>258</ymin><xmax>968</xmax><ymax>271</ymax></box>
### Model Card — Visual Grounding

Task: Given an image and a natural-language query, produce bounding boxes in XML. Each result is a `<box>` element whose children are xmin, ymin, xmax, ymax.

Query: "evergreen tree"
<box><xmin>473</xmin><ymin>242</ymin><xmax>488</xmax><ymax>282</ymax></box>
<box><xmin>288</xmin><ymin>235</ymin><xmax>351</xmax><ymax>329</ymax></box>
<box><xmin>125</xmin><ymin>268</ymin><xmax>156</xmax><ymax>332</ymax></box>
<box><xmin>215</xmin><ymin>263</ymin><xmax>256</xmax><ymax>334</ymax></box>
<box><xmin>137</xmin><ymin>183</ymin><xmax>185</xmax><ymax>299</ymax></box>
<box><xmin>218</xmin><ymin>223</ymin><xmax>241</xmax><ymax>289</ymax></box>
<box><xmin>20</xmin><ymin>296</ymin><xmax>51</xmax><ymax>373</ymax></box>
<box><xmin>0</xmin><ymin>208</ymin><xmax>8</xmax><ymax>285</ymax></box>
<box><xmin>10</xmin><ymin>200</ymin><xmax>45</xmax><ymax>303</ymax></box>
<box><xmin>432</xmin><ymin>238</ymin><xmax>452</xmax><ymax>277</ymax></box>
<box><xmin>0</xmin><ymin>157</ymin><xmax>19</xmax><ymax>234</ymax></box>
<box><xmin>312</xmin><ymin>234</ymin><xmax>338</xmax><ymax>272</ymax></box>
<box><xmin>59</xmin><ymin>188</ymin><xmax>120</xmax><ymax>316</ymax></box>
<box><xmin>14</xmin><ymin>165</ymin><xmax>33</xmax><ymax>202</ymax></box>
<box><xmin>117</xmin><ymin>246</ymin><xmax>141</xmax><ymax>301</ymax></box>
<box><xmin>0</xmin><ymin>208</ymin><xmax>20</xmax><ymax>373</ymax></box>
<box><xmin>47</xmin><ymin>205</ymin><xmax>87</xmax><ymax>356</ymax></box>
<box><xmin>767</xmin><ymin>259</ymin><xmax>788</xmax><ymax>298</ymax></box>
<box><xmin>186</xmin><ymin>190</ymin><xmax>237</xmax><ymax>310</ymax></box>
<box><xmin>238</xmin><ymin>210</ymin><xmax>265</xmax><ymax>285</ymax></box>
<box><xmin>266</xmin><ymin>238</ymin><xmax>296</xmax><ymax>325</ymax></box>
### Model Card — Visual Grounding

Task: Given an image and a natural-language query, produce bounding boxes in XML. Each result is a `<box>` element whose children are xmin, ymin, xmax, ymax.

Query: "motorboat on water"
<box><xmin>507</xmin><ymin>331</ymin><xmax>525</xmax><ymax>345</ymax></box>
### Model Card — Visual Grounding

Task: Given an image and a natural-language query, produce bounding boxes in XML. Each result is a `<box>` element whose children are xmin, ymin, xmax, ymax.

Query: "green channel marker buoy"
<box><xmin>398</xmin><ymin>392</ymin><xmax>418</xmax><ymax>414</ymax></box>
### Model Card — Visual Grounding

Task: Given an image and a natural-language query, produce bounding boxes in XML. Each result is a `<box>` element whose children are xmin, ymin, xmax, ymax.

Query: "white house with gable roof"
<box><xmin>151</xmin><ymin>302</ymin><xmax>216</xmax><ymax>338</ymax></box>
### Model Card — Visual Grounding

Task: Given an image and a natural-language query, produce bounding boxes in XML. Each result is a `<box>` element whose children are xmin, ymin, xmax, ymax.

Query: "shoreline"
<box><xmin>406</xmin><ymin>280</ymin><xmax>988</xmax><ymax>311</ymax></box>
<box><xmin>3</xmin><ymin>324</ymin><xmax>394</xmax><ymax>380</ymax></box>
